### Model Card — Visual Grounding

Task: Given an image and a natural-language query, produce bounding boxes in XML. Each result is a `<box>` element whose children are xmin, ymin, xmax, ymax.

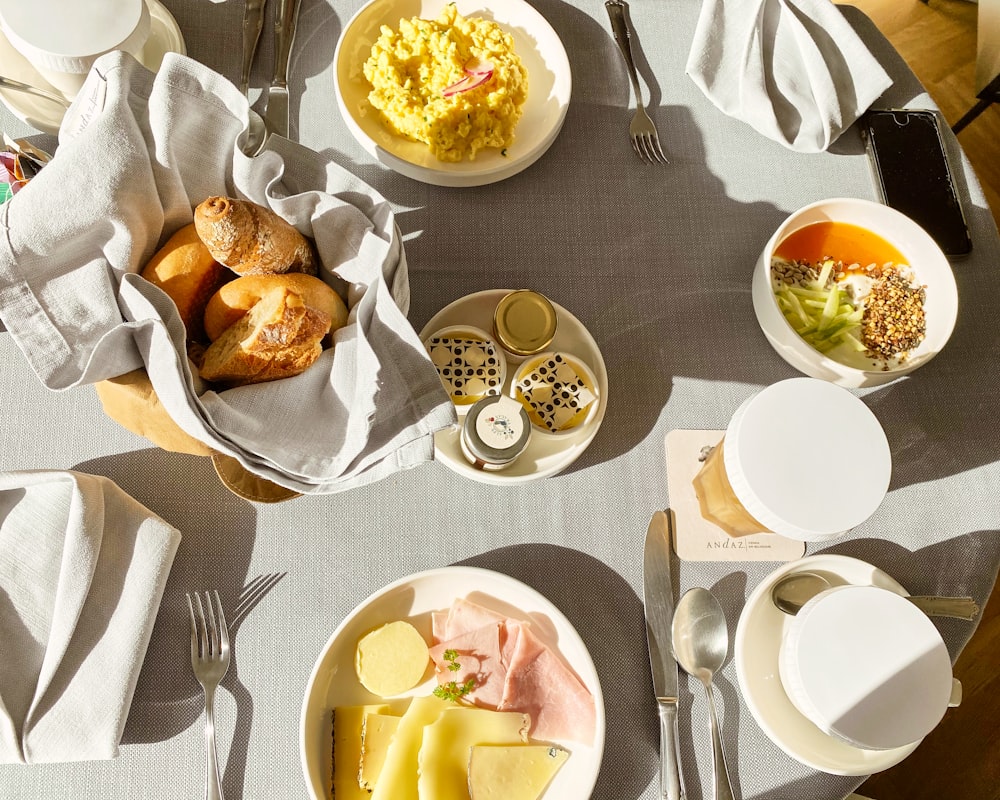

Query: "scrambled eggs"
<box><xmin>363</xmin><ymin>4</ymin><xmax>528</xmax><ymax>162</ymax></box>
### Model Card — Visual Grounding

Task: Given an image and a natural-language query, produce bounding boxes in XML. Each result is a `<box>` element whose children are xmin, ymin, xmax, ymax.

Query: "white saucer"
<box><xmin>419</xmin><ymin>290</ymin><xmax>608</xmax><ymax>485</ymax></box>
<box><xmin>0</xmin><ymin>0</ymin><xmax>185</xmax><ymax>134</ymax></box>
<box><xmin>734</xmin><ymin>554</ymin><xmax>922</xmax><ymax>775</ymax></box>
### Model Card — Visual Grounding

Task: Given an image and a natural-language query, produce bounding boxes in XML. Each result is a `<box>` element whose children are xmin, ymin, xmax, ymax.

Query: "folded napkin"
<box><xmin>0</xmin><ymin>51</ymin><xmax>455</xmax><ymax>494</ymax></box>
<box><xmin>685</xmin><ymin>0</ymin><xmax>893</xmax><ymax>152</ymax></box>
<box><xmin>0</xmin><ymin>470</ymin><xmax>180</xmax><ymax>764</ymax></box>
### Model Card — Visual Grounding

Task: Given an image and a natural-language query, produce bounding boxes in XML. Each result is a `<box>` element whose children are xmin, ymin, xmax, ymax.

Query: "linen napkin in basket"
<box><xmin>0</xmin><ymin>470</ymin><xmax>180</xmax><ymax>764</ymax></box>
<box><xmin>685</xmin><ymin>0</ymin><xmax>893</xmax><ymax>152</ymax></box>
<box><xmin>0</xmin><ymin>51</ymin><xmax>455</xmax><ymax>494</ymax></box>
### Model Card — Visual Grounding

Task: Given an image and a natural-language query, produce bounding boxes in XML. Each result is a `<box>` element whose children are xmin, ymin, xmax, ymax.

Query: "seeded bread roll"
<box><xmin>204</xmin><ymin>273</ymin><xmax>348</xmax><ymax>342</ymax></box>
<box><xmin>199</xmin><ymin>286</ymin><xmax>332</xmax><ymax>386</ymax></box>
<box><xmin>140</xmin><ymin>223</ymin><xmax>230</xmax><ymax>341</ymax></box>
<box><xmin>194</xmin><ymin>196</ymin><xmax>317</xmax><ymax>276</ymax></box>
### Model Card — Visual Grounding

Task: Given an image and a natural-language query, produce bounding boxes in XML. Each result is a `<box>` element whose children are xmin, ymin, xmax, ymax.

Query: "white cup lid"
<box><xmin>779</xmin><ymin>585</ymin><xmax>952</xmax><ymax>750</ymax></box>
<box><xmin>724</xmin><ymin>378</ymin><xmax>891</xmax><ymax>540</ymax></box>
<box><xmin>0</xmin><ymin>0</ymin><xmax>149</xmax><ymax>73</ymax></box>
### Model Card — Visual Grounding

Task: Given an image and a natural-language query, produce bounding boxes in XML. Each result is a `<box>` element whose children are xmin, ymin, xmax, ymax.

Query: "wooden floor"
<box><xmin>840</xmin><ymin>2</ymin><xmax>1000</xmax><ymax>798</ymax></box>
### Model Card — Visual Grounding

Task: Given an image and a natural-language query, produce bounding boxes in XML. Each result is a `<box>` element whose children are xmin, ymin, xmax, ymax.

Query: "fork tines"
<box><xmin>634</xmin><ymin>130</ymin><xmax>667</xmax><ymax>164</ymax></box>
<box><xmin>187</xmin><ymin>590</ymin><xmax>230</xmax><ymax>662</ymax></box>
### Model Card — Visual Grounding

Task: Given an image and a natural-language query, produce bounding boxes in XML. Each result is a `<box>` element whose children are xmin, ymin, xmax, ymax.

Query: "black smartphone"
<box><xmin>860</xmin><ymin>109</ymin><xmax>972</xmax><ymax>258</ymax></box>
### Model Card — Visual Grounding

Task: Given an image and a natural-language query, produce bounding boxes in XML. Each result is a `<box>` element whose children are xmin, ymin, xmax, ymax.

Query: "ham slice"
<box><xmin>429</xmin><ymin>598</ymin><xmax>596</xmax><ymax>744</ymax></box>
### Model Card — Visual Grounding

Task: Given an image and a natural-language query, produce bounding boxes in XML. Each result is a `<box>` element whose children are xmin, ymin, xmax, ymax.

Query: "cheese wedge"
<box><xmin>360</xmin><ymin>712</ymin><xmax>401</xmax><ymax>790</ymax></box>
<box><xmin>417</xmin><ymin>707</ymin><xmax>530</xmax><ymax>800</ymax></box>
<box><xmin>331</xmin><ymin>704</ymin><xmax>389</xmax><ymax>799</ymax></box>
<box><xmin>468</xmin><ymin>745</ymin><xmax>570</xmax><ymax>800</ymax></box>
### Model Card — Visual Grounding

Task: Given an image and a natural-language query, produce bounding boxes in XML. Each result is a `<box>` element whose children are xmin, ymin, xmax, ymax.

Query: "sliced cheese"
<box><xmin>417</xmin><ymin>707</ymin><xmax>530</xmax><ymax>800</ymax></box>
<box><xmin>468</xmin><ymin>745</ymin><xmax>570</xmax><ymax>800</ymax></box>
<box><xmin>331</xmin><ymin>704</ymin><xmax>389</xmax><ymax>799</ymax></box>
<box><xmin>370</xmin><ymin>694</ymin><xmax>451</xmax><ymax>800</ymax></box>
<box><xmin>355</xmin><ymin>620</ymin><xmax>430</xmax><ymax>697</ymax></box>
<box><xmin>359</xmin><ymin>712</ymin><xmax>401</xmax><ymax>790</ymax></box>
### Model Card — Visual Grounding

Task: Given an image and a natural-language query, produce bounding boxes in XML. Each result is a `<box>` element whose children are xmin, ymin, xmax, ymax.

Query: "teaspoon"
<box><xmin>770</xmin><ymin>571</ymin><xmax>980</xmax><ymax>619</ymax></box>
<box><xmin>0</xmin><ymin>75</ymin><xmax>69</xmax><ymax>107</ymax></box>
<box><xmin>672</xmin><ymin>587</ymin><xmax>736</xmax><ymax>800</ymax></box>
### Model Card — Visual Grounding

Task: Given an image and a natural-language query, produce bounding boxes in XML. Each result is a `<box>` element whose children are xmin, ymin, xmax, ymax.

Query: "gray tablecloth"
<box><xmin>0</xmin><ymin>1</ymin><xmax>998</xmax><ymax>799</ymax></box>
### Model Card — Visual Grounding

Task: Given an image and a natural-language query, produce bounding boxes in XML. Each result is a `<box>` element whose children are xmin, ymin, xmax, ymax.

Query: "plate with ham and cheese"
<box><xmin>300</xmin><ymin>566</ymin><xmax>604</xmax><ymax>800</ymax></box>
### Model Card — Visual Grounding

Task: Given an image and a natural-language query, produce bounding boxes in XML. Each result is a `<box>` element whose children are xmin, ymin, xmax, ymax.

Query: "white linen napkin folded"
<box><xmin>685</xmin><ymin>0</ymin><xmax>893</xmax><ymax>152</ymax></box>
<box><xmin>0</xmin><ymin>51</ymin><xmax>455</xmax><ymax>494</ymax></box>
<box><xmin>0</xmin><ymin>470</ymin><xmax>180</xmax><ymax>764</ymax></box>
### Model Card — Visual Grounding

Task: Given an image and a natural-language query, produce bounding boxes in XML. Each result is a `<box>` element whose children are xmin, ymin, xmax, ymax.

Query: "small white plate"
<box><xmin>0</xmin><ymin>0</ymin><xmax>185</xmax><ymax>134</ymax></box>
<box><xmin>734</xmin><ymin>554</ymin><xmax>921</xmax><ymax>775</ymax></box>
<box><xmin>419</xmin><ymin>290</ymin><xmax>608</xmax><ymax>485</ymax></box>
<box><xmin>333</xmin><ymin>0</ymin><xmax>572</xmax><ymax>186</ymax></box>
<box><xmin>299</xmin><ymin>566</ymin><xmax>605</xmax><ymax>799</ymax></box>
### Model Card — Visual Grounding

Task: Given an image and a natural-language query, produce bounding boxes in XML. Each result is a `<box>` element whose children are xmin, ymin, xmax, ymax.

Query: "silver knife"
<box><xmin>644</xmin><ymin>510</ymin><xmax>685</xmax><ymax>800</ymax></box>
<box><xmin>263</xmin><ymin>0</ymin><xmax>302</xmax><ymax>139</ymax></box>
<box><xmin>239</xmin><ymin>0</ymin><xmax>267</xmax><ymax>96</ymax></box>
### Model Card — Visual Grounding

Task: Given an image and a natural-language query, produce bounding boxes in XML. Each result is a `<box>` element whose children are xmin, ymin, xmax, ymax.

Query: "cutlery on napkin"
<box><xmin>685</xmin><ymin>0</ymin><xmax>892</xmax><ymax>152</ymax></box>
<box><xmin>0</xmin><ymin>470</ymin><xmax>180</xmax><ymax>764</ymax></box>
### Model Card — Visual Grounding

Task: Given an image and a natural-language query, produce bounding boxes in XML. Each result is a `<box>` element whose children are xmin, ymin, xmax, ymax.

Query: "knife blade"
<box><xmin>644</xmin><ymin>510</ymin><xmax>685</xmax><ymax>800</ymax></box>
<box><xmin>263</xmin><ymin>0</ymin><xmax>302</xmax><ymax>139</ymax></box>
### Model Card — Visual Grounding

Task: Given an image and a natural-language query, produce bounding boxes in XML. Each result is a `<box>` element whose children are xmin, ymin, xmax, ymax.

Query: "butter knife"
<box><xmin>239</xmin><ymin>0</ymin><xmax>267</xmax><ymax>96</ymax></box>
<box><xmin>263</xmin><ymin>0</ymin><xmax>302</xmax><ymax>139</ymax></box>
<box><xmin>644</xmin><ymin>510</ymin><xmax>685</xmax><ymax>800</ymax></box>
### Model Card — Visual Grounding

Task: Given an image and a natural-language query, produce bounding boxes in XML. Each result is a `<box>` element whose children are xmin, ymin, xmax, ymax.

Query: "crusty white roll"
<box><xmin>203</xmin><ymin>273</ymin><xmax>348</xmax><ymax>342</ymax></box>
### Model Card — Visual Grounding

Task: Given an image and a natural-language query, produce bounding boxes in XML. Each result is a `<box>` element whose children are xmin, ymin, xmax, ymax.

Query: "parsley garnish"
<box><xmin>433</xmin><ymin>649</ymin><xmax>476</xmax><ymax>702</ymax></box>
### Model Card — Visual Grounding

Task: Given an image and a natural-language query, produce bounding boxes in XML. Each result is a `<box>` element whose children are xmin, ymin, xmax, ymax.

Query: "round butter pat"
<box><xmin>355</xmin><ymin>620</ymin><xmax>430</xmax><ymax>697</ymax></box>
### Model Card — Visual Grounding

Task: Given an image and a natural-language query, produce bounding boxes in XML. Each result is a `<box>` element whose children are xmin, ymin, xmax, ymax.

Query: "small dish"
<box><xmin>734</xmin><ymin>554</ymin><xmax>922</xmax><ymax>775</ymax></box>
<box><xmin>0</xmin><ymin>0</ymin><xmax>185</xmax><ymax>134</ymax></box>
<box><xmin>418</xmin><ymin>290</ymin><xmax>608</xmax><ymax>485</ymax></box>
<box><xmin>752</xmin><ymin>198</ymin><xmax>958</xmax><ymax>388</ymax></box>
<box><xmin>511</xmin><ymin>351</ymin><xmax>601</xmax><ymax>436</ymax></box>
<box><xmin>333</xmin><ymin>0</ymin><xmax>572</xmax><ymax>187</ymax></box>
<box><xmin>422</xmin><ymin>324</ymin><xmax>507</xmax><ymax>412</ymax></box>
<box><xmin>299</xmin><ymin>566</ymin><xmax>605</xmax><ymax>800</ymax></box>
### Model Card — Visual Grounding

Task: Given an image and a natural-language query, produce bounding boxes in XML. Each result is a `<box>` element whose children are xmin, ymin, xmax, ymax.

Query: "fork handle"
<box><xmin>605</xmin><ymin>0</ymin><xmax>645</xmax><ymax>106</ymax></box>
<box><xmin>203</xmin><ymin>686</ymin><xmax>225</xmax><ymax>800</ymax></box>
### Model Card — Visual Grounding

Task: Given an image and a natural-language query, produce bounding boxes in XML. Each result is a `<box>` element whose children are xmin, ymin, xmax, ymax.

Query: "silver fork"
<box><xmin>187</xmin><ymin>591</ymin><xmax>231</xmax><ymax>800</ymax></box>
<box><xmin>605</xmin><ymin>0</ymin><xmax>667</xmax><ymax>163</ymax></box>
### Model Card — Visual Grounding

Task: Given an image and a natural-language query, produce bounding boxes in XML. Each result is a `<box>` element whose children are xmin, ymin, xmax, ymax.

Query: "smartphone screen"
<box><xmin>861</xmin><ymin>109</ymin><xmax>972</xmax><ymax>258</ymax></box>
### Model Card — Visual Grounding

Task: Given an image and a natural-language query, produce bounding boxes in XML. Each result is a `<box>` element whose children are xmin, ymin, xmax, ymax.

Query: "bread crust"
<box><xmin>140</xmin><ymin>223</ymin><xmax>229</xmax><ymax>341</ymax></box>
<box><xmin>194</xmin><ymin>196</ymin><xmax>317</xmax><ymax>276</ymax></box>
<box><xmin>204</xmin><ymin>273</ymin><xmax>348</xmax><ymax>342</ymax></box>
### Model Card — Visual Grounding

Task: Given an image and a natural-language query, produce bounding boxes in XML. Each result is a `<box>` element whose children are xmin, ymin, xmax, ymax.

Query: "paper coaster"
<box><xmin>665</xmin><ymin>429</ymin><xmax>805</xmax><ymax>562</ymax></box>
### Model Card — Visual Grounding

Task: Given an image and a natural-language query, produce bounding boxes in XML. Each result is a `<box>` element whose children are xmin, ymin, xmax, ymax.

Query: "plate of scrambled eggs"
<box><xmin>335</xmin><ymin>0</ymin><xmax>571</xmax><ymax>186</ymax></box>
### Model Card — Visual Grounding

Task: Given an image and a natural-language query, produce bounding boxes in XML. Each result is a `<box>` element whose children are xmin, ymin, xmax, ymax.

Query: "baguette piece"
<box><xmin>199</xmin><ymin>286</ymin><xmax>332</xmax><ymax>386</ymax></box>
<box><xmin>141</xmin><ymin>223</ymin><xmax>229</xmax><ymax>341</ymax></box>
<box><xmin>204</xmin><ymin>273</ymin><xmax>348</xmax><ymax>342</ymax></box>
<box><xmin>194</xmin><ymin>196</ymin><xmax>317</xmax><ymax>276</ymax></box>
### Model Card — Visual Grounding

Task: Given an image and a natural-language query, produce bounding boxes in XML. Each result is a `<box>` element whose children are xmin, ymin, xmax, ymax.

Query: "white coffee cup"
<box><xmin>0</xmin><ymin>0</ymin><xmax>151</xmax><ymax>98</ymax></box>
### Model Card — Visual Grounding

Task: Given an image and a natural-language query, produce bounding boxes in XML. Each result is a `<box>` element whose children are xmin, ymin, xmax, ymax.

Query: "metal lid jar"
<box><xmin>492</xmin><ymin>290</ymin><xmax>557</xmax><ymax>360</ymax></box>
<box><xmin>460</xmin><ymin>394</ymin><xmax>531</xmax><ymax>471</ymax></box>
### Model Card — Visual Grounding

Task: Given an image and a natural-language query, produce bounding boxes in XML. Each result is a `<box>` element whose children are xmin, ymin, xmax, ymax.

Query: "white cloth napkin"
<box><xmin>0</xmin><ymin>470</ymin><xmax>180</xmax><ymax>764</ymax></box>
<box><xmin>685</xmin><ymin>0</ymin><xmax>893</xmax><ymax>152</ymax></box>
<box><xmin>0</xmin><ymin>51</ymin><xmax>456</xmax><ymax>494</ymax></box>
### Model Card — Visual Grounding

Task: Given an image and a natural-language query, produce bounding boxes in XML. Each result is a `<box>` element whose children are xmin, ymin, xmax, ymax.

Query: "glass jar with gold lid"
<box><xmin>492</xmin><ymin>290</ymin><xmax>557</xmax><ymax>361</ymax></box>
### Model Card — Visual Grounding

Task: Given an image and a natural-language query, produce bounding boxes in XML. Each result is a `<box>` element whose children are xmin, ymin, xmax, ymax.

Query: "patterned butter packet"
<box><xmin>427</xmin><ymin>331</ymin><xmax>505</xmax><ymax>404</ymax></box>
<box><xmin>514</xmin><ymin>352</ymin><xmax>598</xmax><ymax>433</ymax></box>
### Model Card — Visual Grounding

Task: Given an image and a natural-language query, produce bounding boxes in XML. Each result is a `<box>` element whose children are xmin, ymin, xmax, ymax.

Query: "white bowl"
<box><xmin>778</xmin><ymin>585</ymin><xmax>953</xmax><ymax>751</ymax></box>
<box><xmin>333</xmin><ymin>0</ymin><xmax>572</xmax><ymax>187</ymax></box>
<box><xmin>752</xmin><ymin>198</ymin><xmax>958</xmax><ymax>388</ymax></box>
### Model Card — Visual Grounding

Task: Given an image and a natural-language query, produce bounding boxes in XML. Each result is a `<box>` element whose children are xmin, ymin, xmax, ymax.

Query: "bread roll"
<box><xmin>204</xmin><ymin>273</ymin><xmax>348</xmax><ymax>342</ymax></box>
<box><xmin>199</xmin><ymin>286</ymin><xmax>332</xmax><ymax>386</ymax></box>
<box><xmin>141</xmin><ymin>223</ymin><xmax>230</xmax><ymax>341</ymax></box>
<box><xmin>194</xmin><ymin>196</ymin><xmax>317</xmax><ymax>276</ymax></box>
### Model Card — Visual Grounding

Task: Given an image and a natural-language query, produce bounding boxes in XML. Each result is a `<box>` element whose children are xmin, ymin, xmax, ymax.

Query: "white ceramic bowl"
<box><xmin>333</xmin><ymin>0</ymin><xmax>572</xmax><ymax>187</ymax></box>
<box><xmin>778</xmin><ymin>585</ymin><xmax>953</xmax><ymax>751</ymax></box>
<box><xmin>752</xmin><ymin>198</ymin><xmax>958</xmax><ymax>388</ymax></box>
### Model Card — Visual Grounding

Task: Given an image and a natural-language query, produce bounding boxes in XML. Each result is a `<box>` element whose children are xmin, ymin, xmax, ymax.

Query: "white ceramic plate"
<box><xmin>299</xmin><ymin>566</ymin><xmax>605</xmax><ymax>799</ymax></box>
<box><xmin>734</xmin><ymin>554</ymin><xmax>922</xmax><ymax>775</ymax></box>
<box><xmin>419</xmin><ymin>290</ymin><xmax>608</xmax><ymax>485</ymax></box>
<box><xmin>333</xmin><ymin>0</ymin><xmax>572</xmax><ymax>186</ymax></box>
<box><xmin>0</xmin><ymin>0</ymin><xmax>185</xmax><ymax>134</ymax></box>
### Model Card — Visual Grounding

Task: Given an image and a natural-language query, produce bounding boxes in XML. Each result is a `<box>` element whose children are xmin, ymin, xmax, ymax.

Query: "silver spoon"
<box><xmin>672</xmin><ymin>587</ymin><xmax>736</xmax><ymax>800</ymax></box>
<box><xmin>0</xmin><ymin>75</ymin><xmax>69</xmax><ymax>107</ymax></box>
<box><xmin>770</xmin><ymin>571</ymin><xmax>980</xmax><ymax>620</ymax></box>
